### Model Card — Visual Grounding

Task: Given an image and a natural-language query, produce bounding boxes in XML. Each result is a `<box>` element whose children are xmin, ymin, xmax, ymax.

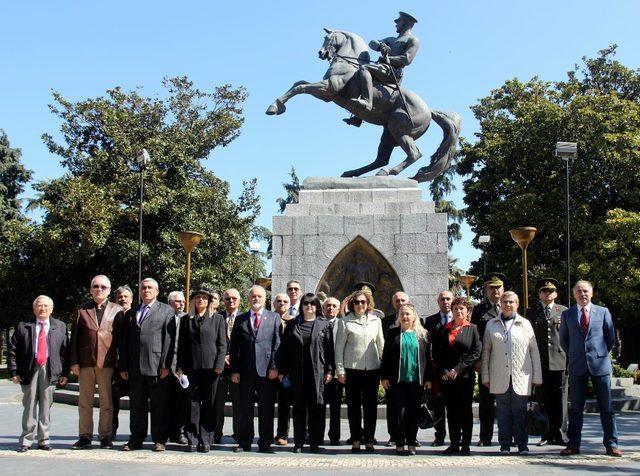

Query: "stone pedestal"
<box><xmin>271</xmin><ymin>177</ymin><xmax>449</xmax><ymax>317</ymax></box>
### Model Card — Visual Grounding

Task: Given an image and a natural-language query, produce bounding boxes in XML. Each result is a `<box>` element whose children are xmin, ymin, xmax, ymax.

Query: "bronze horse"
<box><xmin>266</xmin><ymin>29</ymin><xmax>461</xmax><ymax>182</ymax></box>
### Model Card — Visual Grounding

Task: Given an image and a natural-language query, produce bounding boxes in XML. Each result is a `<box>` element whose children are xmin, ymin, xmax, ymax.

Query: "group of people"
<box><xmin>7</xmin><ymin>274</ymin><xmax>622</xmax><ymax>458</ymax></box>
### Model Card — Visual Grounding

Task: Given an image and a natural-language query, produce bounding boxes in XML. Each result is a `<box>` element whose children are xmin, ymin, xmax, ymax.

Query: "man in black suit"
<box><xmin>381</xmin><ymin>291</ymin><xmax>409</xmax><ymax>447</ymax></box>
<box><xmin>423</xmin><ymin>290</ymin><xmax>454</xmax><ymax>446</ymax></box>
<box><xmin>118</xmin><ymin>278</ymin><xmax>174</xmax><ymax>452</ymax></box>
<box><xmin>526</xmin><ymin>278</ymin><xmax>568</xmax><ymax>446</ymax></box>
<box><xmin>322</xmin><ymin>296</ymin><xmax>343</xmax><ymax>445</ymax></box>
<box><xmin>213</xmin><ymin>288</ymin><xmax>241</xmax><ymax>443</ymax></box>
<box><xmin>229</xmin><ymin>285</ymin><xmax>281</xmax><ymax>453</ymax></box>
<box><xmin>470</xmin><ymin>273</ymin><xmax>505</xmax><ymax>447</ymax></box>
<box><xmin>8</xmin><ymin>295</ymin><xmax>69</xmax><ymax>452</ymax></box>
<box><xmin>166</xmin><ymin>290</ymin><xmax>188</xmax><ymax>445</ymax></box>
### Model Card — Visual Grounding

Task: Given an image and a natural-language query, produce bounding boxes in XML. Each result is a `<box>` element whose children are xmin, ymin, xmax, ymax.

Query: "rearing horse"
<box><xmin>266</xmin><ymin>29</ymin><xmax>461</xmax><ymax>182</ymax></box>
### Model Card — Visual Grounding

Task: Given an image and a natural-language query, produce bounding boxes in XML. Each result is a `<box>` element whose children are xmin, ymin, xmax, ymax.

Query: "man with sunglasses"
<box><xmin>213</xmin><ymin>288</ymin><xmax>242</xmax><ymax>444</ymax></box>
<box><xmin>273</xmin><ymin>293</ymin><xmax>293</xmax><ymax>445</ymax></box>
<box><xmin>286</xmin><ymin>280</ymin><xmax>302</xmax><ymax>318</ymax></box>
<box><xmin>69</xmin><ymin>275</ymin><xmax>125</xmax><ymax>449</ymax></box>
<box><xmin>526</xmin><ymin>278</ymin><xmax>568</xmax><ymax>446</ymax></box>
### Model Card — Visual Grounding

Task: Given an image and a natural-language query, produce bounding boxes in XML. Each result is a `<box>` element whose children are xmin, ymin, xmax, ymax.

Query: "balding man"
<box><xmin>229</xmin><ymin>285</ymin><xmax>281</xmax><ymax>453</ymax></box>
<box><xmin>69</xmin><ymin>275</ymin><xmax>124</xmax><ymax>450</ymax></box>
<box><xmin>118</xmin><ymin>278</ymin><xmax>175</xmax><ymax>452</ymax></box>
<box><xmin>9</xmin><ymin>296</ymin><xmax>69</xmax><ymax>452</ymax></box>
<box><xmin>273</xmin><ymin>292</ymin><xmax>293</xmax><ymax>445</ymax></box>
<box><xmin>423</xmin><ymin>290</ymin><xmax>454</xmax><ymax>446</ymax></box>
<box><xmin>322</xmin><ymin>297</ymin><xmax>343</xmax><ymax>445</ymax></box>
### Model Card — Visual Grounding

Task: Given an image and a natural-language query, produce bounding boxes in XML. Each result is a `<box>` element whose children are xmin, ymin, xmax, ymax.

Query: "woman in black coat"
<box><xmin>176</xmin><ymin>285</ymin><xmax>227</xmax><ymax>452</ymax></box>
<box><xmin>380</xmin><ymin>303</ymin><xmax>432</xmax><ymax>455</ymax></box>
<box><xmin>432</xmin><ymin>297</ymin><xmax>481</xmax><ymax>456</ymax></box>
<box><xmin>278</xmin><ymin>292</ymin><xmax>334</xmax><ymax>453</ymax></box>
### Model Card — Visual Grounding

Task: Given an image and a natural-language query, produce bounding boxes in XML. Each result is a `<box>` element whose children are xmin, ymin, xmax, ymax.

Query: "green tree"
<box><xmin>7</xmin><ymin>77</ymin><xmax>263</xmax><ymax>324</ymax></box>
<box><xmin>0</xmin><ymin>130</ymin><xmax>32</xmax><ymax>228</ymax></box>
<box><xmin>429</xmin><ymin>157</ymin><xmax>464</xmax><ymax>250</ymax></box>
<box><xmin>276</xmin><ymin>166</ymin><xmax>300</xmax><ymax>214</ymax></box>
<box><xmin>457</xmin><ymin>46</ymin><xmax>640</xmax><ymax>347</ymax></box>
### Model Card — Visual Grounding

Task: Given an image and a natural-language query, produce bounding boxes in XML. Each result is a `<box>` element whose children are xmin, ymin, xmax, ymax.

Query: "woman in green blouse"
<box><xmin>381</xmin><ymin>304</ymin><xmax>432</xmax><ymax>455</ymax></box>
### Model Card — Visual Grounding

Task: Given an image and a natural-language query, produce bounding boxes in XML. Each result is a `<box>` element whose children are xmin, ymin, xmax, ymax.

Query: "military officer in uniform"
<box><xmin>470</xmin><ymin>273</ymin><xmax>506</xmax><ymax>447</ymax></box>
<box><xmin>526</xmin><ymin>278</ymin><xmax>568</xmax><ymax>446</ymax></box>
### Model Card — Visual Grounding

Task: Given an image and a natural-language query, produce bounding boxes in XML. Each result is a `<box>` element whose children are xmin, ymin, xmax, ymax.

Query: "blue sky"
<box><xmin>2</xmin><ymin>1</ymin><xmax>639</xmax><ymax>272</ymax></box>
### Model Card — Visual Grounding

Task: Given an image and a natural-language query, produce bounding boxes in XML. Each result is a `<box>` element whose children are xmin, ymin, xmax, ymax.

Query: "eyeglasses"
<box><xmin>92</xmin><ymin>285</ymin><xmax>109</xmax><ymax>290</ymax></box>
<box><xmin>302</xmin><ymin>302</ymin><xmax>316</xmax><ymax>306</ymax></box>
<box><xmin>354</xmin><ymin>300</ymin><xmax>367</xmax><ymax>305</ymax></box>
<box><xmin>224</xmin><ymin>297</ymin><xmax>238</xmax><ymax>301</ymax></box>
<box><xmin>287</xmin><ymin>287</ymin><xmax>300</xmax><ymax>291</ymax></box>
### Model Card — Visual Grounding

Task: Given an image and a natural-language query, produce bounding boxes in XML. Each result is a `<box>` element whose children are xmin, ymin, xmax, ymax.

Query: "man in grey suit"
<box><xmin>118</xmin><ymin>278</ymin><xmax>174</xmax><ymax>452</ymax></box>
<box><xmin>560</xmin><ymin>280</ymin><xmax>622</xmax><ymax>457</ymax></box>
<box><xmin>229</xmin><ymin>285</ymin><xmax>281</xmax><ymax>453</ymax></box>
<box><xmin>9</xmin><ymin>295</ymin><xmax>69</xmax><ymax>452</ymax></box>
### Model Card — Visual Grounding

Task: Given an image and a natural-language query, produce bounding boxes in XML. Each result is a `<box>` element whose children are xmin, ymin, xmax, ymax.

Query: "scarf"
<box><xmin>445</xmin><ymin>319</ymin><xmax>470</xmax><ymax>346</ymax></box>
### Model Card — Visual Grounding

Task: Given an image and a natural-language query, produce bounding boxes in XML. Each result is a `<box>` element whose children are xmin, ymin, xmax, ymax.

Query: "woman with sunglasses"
<box><xmin>176</xmin><ymin>285</ymin><xmax>227</xmax><ymax>452</ymax></box>
<box><xmin>335</xmin><ymin>291</ymin><xmax>385</xmax><ymax>452</ymax></box>
<box><xmin>278</xmin><ymin>293</ymin><xmax>334</xmax><ymax>453</ymax></box>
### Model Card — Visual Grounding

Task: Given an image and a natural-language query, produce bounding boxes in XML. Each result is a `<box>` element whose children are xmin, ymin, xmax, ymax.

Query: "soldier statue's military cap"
<box><xmin>398</xmin><ymin>11</ymin><xmax>418</xmax><ymax>24</ymax></box>
<box><xmin>536</xmin><ymin>278</ymin><xmax>559</xmax><ymax>292</ymax></box>
<box><xmin>353</xmin><ymin>281</ymin><xmax>376</xmax><ymax>294</ymax></box>
<box><xmin>482</xmin><ymin>272</ymin><xmax>506</xmax><ymax>287</ymax></box>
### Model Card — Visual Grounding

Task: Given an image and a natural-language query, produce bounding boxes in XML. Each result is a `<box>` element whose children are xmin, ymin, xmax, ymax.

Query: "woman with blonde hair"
<box><xmin>380</xmin><ymin>304</ymin><xmax>432</xmax><ymax>455</ymax></box>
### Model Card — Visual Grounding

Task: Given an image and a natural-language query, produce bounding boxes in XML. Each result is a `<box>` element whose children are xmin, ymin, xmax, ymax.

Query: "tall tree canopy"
<box><xmin>458</xmin><ymin>46</ymin><xmax>640</xmax><ymax>329</ymax></box>
<box><xmin>2</xmin><ymin>77</ymin><xmax>264</xmax><ymax>325</ymax></box>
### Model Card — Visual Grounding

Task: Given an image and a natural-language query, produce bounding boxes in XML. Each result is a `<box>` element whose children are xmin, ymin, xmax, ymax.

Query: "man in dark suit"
<box><xmin>112</xmin><ymin>285</ymin><xmax>133</xmax><ymax>439</ymax></box>
<box><xmin>118</xmin><ymin>278</ymin><xmax>174</xmax><ymax>452</ymax></box>
<box><xmin>380</xmin><ymin>291</ymin><xmax>409</xmax><ymax>447</ymax></box>
<box><xmin>8</xmin><ymin>295</ymin><xmax>69</xmax><ymax>452</ymax></box>
<box><xmin>470</xmin><ymin>272</ymin><xmax>505</xmax><ymax>447</ymax></box>
<box><xmin>166</xmin><ymin>290</ymin><xmax>188</xmax><ymax>445</ymax></box>
<box><xmin>423</xmin><ymin>290</ymin><xmax>453</xmax><ymax>446</ymax></box>
<box><xmin>229</xmin><ymin>285</ymin><xmax>281</xmax><ymax>453</ymax></box>
<box><xmin>322</xmin><ymin>296</ymin><xmax>343</xmax><ymax>445</ymax></box>
<box><xmin>560</xmin><ymin>280</ymin><xmax>622</xmax><ymax>457</ymax></box>
<box><xmin>69</xmin><ymin>275</ymin><xmax>124</xmax><ymax>449</ymax></box>
<box><xmin>213</xmin><ymin>287</ymin><xmax>242</xmax><ymax>443</ymax></box>
<box><xmin>526</xmin><ymin>278</ymin><xmax>568</xmax><ymax>446</ymax></box>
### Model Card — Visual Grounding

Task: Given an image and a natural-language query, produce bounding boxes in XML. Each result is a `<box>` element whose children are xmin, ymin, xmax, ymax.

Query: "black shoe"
<box><xmin>172</xmin><ymin>434</ymin><xmax>188</xmax><ymax>445</ymax></box>
<box><xmin>365</xmin><ymin>444</ymin><xmax>375</xmax><ymax>453</ymax></box>
<box><xmin>186</xmin><ymin>445</ymin><xmax>197</xmax><ymax>452</ymax></box>
<box><xmin>17</xmin><ymin>446</ymin><xmax>29</xmax><ymax>453</ymax></box>
<box><xmin>460</xmin><ymin>445</ymin><xmax>471</xmax><ymax>456</ymax></box>
<box><xmin>198</xmin><ymin>444</ymin><xmax>210</xmax><ymax>453</ymax></box>
<box><xmin>233</xmin><ymin>445</ymin><xmax>247</xmax><ymax>453</ymax></box>
<box><xmin>71</xmin><ymin>437</ymin><xmax>92</xmax><ymax>450</ymax></box>
<box><xmin>346</xmin><ymin>437</ymin><xmax>353</xmax><ymax>445</ymax></box>
<box><xmin>414</xmin><ymin>440</ymin><xmax>421</xmax><ymax>448</ymax></box>
<box><xmin>292</xmin><ymin>445</ymin><xmax>302</xmax><ymax>453</ymax></box>
<box><xmin>100</xmin><ymin>437</ymin><xmax>113</xmax><ymax>449</ymax></box>
<box><xmin>395</xmin><ymin>446</ymin><xmax>405</xmax><ymax>456</ymax></box>
<box><xmin>38</xmin><ymin>444</ymin><xmax>52</xmax><ymax>451</ymax></box>
<box><xmin>431</xmin><ymin>439</ymin><xmax>444</xmax><ymax>447</ymax></box>
<box><xmin>476</xmin><ymin>440</ymin><xmax>491</xmax><ymax>447</ymax></box>
<box><xmin>122</xmin><ymin>441</ymin><xmax>142</xmax><ymax>452</ymax></box>
<box><xmin>385</xmin><ymin>440</ymin><xmax>395</xmax><ymax>447</ymax></box>
<box><xmin>258</xmin><ymin>446</ymin><xmax>274</xmax><ymax>453</ymax></box>
<box><xmin>442</xmin><ymin>445</ymin><xmax>460</xmax><ymax>455</ymax></box>
<box><xmin>213</xmin><ymin>436</ymin><xmax>222</xmax><ymax>444</ymax></box>
<box><xmin>343</xmin><ymin>116</ymin><xmax>363</xmax><ymax>127</ymax></box>
<box><xmin>310</xmin><ymin>445</ymin><xmax>323</xmax><ymax>453</ymax></box>
<box><xmin>329</xmin><ymin>439</ymin><xmax>340</xmax><ymax>446</ymax></box>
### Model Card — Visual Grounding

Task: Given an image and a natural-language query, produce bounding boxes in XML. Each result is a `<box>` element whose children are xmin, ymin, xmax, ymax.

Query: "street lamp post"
<box><xmin>556</xmin><ymin>141</ymin><xmax>578</xmax><ymax>306</ymax></box>
<box><xmin>509</xmin><ymin>226</ymin><xmax>537</xmax><ymax>316</ymax></box>
<box><xmin>249</xmin><ymin>241</ymin><xmax>261</xmax><ymax>284</ymax></box>
<box><xmin>478</xmin><ymin>235</ymin><xmax>491</xmax><ymax>276</ymax></box>
<box><xmin>136</xmin><ymin>149</ymin><xmax>150</xmax><ymax>303</ymax></box>
<box><xmin>178</xmin><ymin>231</ymin><xmax>203</xmax><ymax>310</ymax></box>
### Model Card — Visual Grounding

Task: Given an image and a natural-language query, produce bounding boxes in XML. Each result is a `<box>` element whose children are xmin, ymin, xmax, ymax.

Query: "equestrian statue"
<box><xmin>266</xmin><ymin>12</ymin><xmax>461</xmax><ymax>182</ymax></box>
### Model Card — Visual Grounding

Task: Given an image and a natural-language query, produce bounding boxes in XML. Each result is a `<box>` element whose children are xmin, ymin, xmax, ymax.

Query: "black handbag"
<box><xmin>525</xmin><ymin>387</ymin><xmax>549</xmax><ymax>436</ymax></box>
<box><xmin>419</xmin><ymin>394</ymin><xmax>442</xmax><ymax>429</ymax></box>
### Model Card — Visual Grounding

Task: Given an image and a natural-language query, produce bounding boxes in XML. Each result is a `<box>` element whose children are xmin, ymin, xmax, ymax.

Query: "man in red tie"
<box><xmin>229</xmin><ymin>285</ymin><xmax>281</xmax><ymax>453</ymax></box>
<box><xmin>8</xmin><ymin>295</ymin><xmax>69</xmax><ymax>452</ymax></box>
<box><xmin>560</xmin><ymin>280</ymin><xmax>622</xmax><ymax>457</ymax></box>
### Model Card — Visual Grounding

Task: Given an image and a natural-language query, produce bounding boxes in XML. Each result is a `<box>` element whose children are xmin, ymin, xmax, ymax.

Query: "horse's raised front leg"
<box><xmin>266</xmin><ymin>80</ymin><xmax>329</xmax><ymax>115</ymax></box>
<box><xmin>342</xmin><ymin>128</ymin><xmax>396</xmax><ymax>177</ymax></box>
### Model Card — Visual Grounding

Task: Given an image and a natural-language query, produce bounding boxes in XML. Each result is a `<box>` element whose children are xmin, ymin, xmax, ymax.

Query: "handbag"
<box><xmin>525</xmin><ymin>387</ymin><xmax>549</xmax><ymax>436</ymax></box>
<box><xmin>419</xmin><ymin>393</ymin><xmax>442</xmax><ymax>429</ymax></box>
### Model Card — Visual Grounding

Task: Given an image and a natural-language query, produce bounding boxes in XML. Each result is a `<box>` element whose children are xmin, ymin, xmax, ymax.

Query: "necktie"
<box><xmin>227</xmin><ymin>314</ymin><xmax>235</xmax><ymax>339</ymax></box>
<box><xmin>580</xmin><ymin>307</ymin><xmax>590</xmax><ymax>334</ymax></box>
<box><xmin>289</xmin><ymin>306</ymin><xmax>296</xmax><ymax>315</ymax></box>
<box><xmin>36</xmin><ymin>321</ymin><xmax>47</xmax><ymax>367</ymax></box>
<box><xmin>254</xmin><ymin>312</ymin><xmax>261</xmax><ymax>332</ymax></box>
<box><xmin>139</xmin><ymin>305</ymin><xmax>149</xmax><ymax>325</ymax></box>
<box><xmin>495</xmin><ymin>303</ymin><xmax>501</xmax><ymax>314</ymax></box>
<box><xmin>544</xmin><ymin>306</ymin><xmax>551</xmax><ymax>319</ymax></box>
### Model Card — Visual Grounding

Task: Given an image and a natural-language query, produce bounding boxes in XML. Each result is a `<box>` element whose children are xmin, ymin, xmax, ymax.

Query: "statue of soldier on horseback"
<box><xmin>266</xmin><ymin>12</ymin><xmax>460</xmax><ymax>183</ymax></box>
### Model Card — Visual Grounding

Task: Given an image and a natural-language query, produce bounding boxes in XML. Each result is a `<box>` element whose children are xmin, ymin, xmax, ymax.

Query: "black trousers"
<box><xmin>385</xmin><ymin>386</ymin><xmax>397</xmax><ymax>442</ymax></box>
<box><xmin>276</xmin><ymin>383</ymin><xmax>292</xmax><ymax>439</ymax></box>
<box><xmin>430</xmin><ymin>391</ymin><xmax>447</xmax><ymax>442</ymax></box>
<box><xmin>392</xmin><ymin>382</ymin><xmax>423</xmax><ymax>446</ymax></box>
<box><xmin>214</xmin><ymin>375</ymin><xmax>239</xmax><ymax>440</ymax></box>
<box><xmin>234</xmin><ymin>373</ymin><xmax>277</xmax><ymax>448</ymax></box>
<box><xmin>324</xmin><ymin>379</ymin><xmax>344</xmax><ymax>442</ymax></box>
<box><xmin>478</xmin><ymin>373</ymin><xmax>495</xmax><ymax>443</ymax></box>
<box><xmin>293</xmin><ymin>401</ymin><xmax>325</xmax><ymax>446</ymax></box>
<box><xmin>111</xmin><ymin>376</ymin><xmax>128</xmax><ymax>437</ymax></box>
<box><xmin>441</xmin><ymin>378</ymin><xmax>474</xmax><ymax>447</ymax></box>
<box><xmin>128</xmin><ymin>375</ymin><xmax>169</xmax><ymax>444</ymax></box>
<box><xmin>540</xmin><ymin>369</ymin><xmax>566</xmax><ymax>441</ymax></box>
<box><xmin>184</xmin><ymin>369</ymin><xmax>219</xmax><ymax>446</ymax></box>
<box><xmin>167</xmin><ymin>374</ymin><xmax>187</xmax><ymax>439</ymax></box>
<box><xmin>344</xmin><ymin>368</ymin><xmax>380</xmax><ymax>444</ymax></box>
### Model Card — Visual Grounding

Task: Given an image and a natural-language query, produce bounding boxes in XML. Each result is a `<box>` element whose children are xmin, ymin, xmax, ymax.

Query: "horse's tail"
<box><xmin>411</xmin><ymin>110</ymin><xmax>461</xmax><ymax>183</ymax></box>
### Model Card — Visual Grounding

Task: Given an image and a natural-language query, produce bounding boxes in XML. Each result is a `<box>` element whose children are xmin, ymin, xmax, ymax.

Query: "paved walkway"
<box><xmin>1</xmin><ymin>381</ymin><xmax>639</xmax><ymax>475</ymax></box>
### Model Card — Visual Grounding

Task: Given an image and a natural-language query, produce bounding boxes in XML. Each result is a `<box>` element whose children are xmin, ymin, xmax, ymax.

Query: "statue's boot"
<box><xmin>342</xmin><ymin>115</ymin><xmax>362</xmax><ymax>127</ymax></box>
